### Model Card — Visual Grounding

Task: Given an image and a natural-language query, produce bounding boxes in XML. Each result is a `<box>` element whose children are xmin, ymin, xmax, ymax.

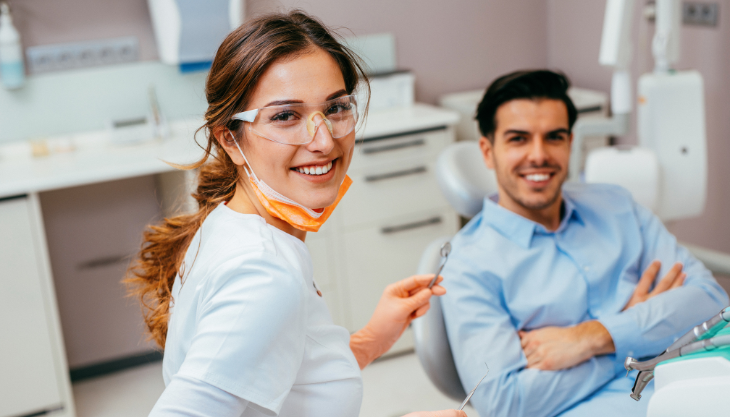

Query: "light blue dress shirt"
<box><xmin>440</xmin><ymin>183</ymin><xmax>728</xmax><ymax>417</ymax></box>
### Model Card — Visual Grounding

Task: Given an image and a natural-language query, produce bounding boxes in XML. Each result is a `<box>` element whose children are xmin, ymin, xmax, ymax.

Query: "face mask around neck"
<box><xmin>230</xmin><ymin>130</ymin><xmax>351</xmax><ymax>232</ymax></box>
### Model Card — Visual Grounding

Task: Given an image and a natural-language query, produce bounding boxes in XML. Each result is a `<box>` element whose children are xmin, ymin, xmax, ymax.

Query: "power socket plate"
<box><xmin>26</xmin><ymin>37</ymin><xmax>139</xmax><ymax>74</ymax></box>
<box><xmin>682</xmin><ymin>2</ymin><xmax>719</xmax><ymax>27</ymax></box>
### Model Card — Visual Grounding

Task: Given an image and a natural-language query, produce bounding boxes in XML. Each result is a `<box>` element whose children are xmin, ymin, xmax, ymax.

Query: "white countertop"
<box><xmin>0</xmin><ymin>104</ymin><xmax>458</xmax><ymax>198</ymax></box>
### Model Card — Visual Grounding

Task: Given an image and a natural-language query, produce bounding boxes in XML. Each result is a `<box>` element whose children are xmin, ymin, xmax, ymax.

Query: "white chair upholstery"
<box><xmin>412</xmin><ymin>236</ymin><xmax>465</xmax><ymax>401</ymax></box>
<box><xmin>412</xmin><ymin>141</ymin><xmax>498</xmax><ymax>401</ymax></box>
<box><xmin>435</xmin><ymin>141</ymin><xmax>498</xmax><ymax>218</ymax></box>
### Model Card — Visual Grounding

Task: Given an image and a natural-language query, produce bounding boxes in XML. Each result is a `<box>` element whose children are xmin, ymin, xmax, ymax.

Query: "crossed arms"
<box><xmin>441</xmin><ymin>203</ymin><xmax>728</xmax><ymax>417</ymax></box>
<box><xmin>519</xmin><ymin>261</ymin><xmax>685</xmax><ymax>371</ymax></box>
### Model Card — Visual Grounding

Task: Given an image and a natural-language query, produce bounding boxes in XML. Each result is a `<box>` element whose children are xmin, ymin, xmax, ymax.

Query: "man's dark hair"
<box><xmin>475</xmin><ymin>70</ymin><xmax>578</xmax><ymax>141</ymax></box>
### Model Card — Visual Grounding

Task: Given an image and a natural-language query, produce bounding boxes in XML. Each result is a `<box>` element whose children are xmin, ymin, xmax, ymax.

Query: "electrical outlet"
<box><xmin>26</xmin><ymin>37</ymin><xmax>139</xmax><ymax>74</ymax></box>
<box><xmin>682</xmin><ymin>2</ymin><xmax>719</xmax><ymax>27</ymax></box>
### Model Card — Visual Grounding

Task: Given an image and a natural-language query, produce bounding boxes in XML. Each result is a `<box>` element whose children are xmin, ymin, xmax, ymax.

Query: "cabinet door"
<box><xmin>0</xmin><ymin>197</ymin><xmax>64</xmax><ymax>417</ymax></box>
<box><xmin>341</xmin><ymin>209</ymin><xmax>458</xmax><ymax>353</ymax></box>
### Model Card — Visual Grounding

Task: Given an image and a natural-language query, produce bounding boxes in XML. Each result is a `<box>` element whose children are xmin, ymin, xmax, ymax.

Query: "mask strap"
<box><xmin>229</xmin><ymin>129</ymin><xmax>256</xmax><ymax>181</ymax></box>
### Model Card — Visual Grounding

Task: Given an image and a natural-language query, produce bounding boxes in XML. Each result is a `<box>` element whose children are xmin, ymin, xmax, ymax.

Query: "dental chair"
<box><xmin>412</xmin><ymin>142</ymin><xmax>496</xmax><ymax>401</ymax></box>
<box><xmin>414</xmin><ymin>141</ymin><xmax>730</xmax><ymax>413</ymax></box>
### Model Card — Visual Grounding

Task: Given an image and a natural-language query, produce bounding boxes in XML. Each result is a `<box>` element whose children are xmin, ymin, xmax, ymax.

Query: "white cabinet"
<box><xmin>0</xmin><ymin>196</ymin><xmax>73</xmax><ymax>417</ymax></box>
<box><xmin>306</xmin><ymin>110</ymin><xmax>460</xmax><ymax>357</ymax></box>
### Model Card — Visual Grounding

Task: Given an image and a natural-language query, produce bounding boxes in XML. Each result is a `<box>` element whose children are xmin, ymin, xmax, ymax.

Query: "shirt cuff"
<box><xmin>598</xmin><ymin>311</ymin><xmax>641</xmax><ymax>375</ymax></box>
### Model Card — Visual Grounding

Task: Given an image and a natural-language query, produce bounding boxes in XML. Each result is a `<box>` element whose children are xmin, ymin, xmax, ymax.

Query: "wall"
<box><xmin>548</xmin><ymin>0</ymin><xmax>730</xmax><ymax>254</ymax></box>
<box><xmin>8</xmin><ymin>0</ymin><xmax>159</xmax><ymax>61</ymax></box>
<box><xmin>247</xmin><ymin>0</ymin><xmax>548</xmax><ymax>104</ymax></box>
<box><xmin>4</xmin><ymin>0</ymin><xmax>725</xmax><ymax>251</ymax></box>
<box><xmin>2</xmin><ymin>0</ymin><xmax>548</xmax><ymax>124</ymax></box>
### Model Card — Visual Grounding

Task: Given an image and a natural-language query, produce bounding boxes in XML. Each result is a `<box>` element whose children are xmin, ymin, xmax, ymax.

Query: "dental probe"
<box><xmin>458</xmin><ymin>364</ymin><xmax>489</xmax><ymax>411</ymax></box>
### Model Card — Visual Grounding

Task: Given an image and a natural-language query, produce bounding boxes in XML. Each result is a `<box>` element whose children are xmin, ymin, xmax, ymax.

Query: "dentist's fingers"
<box><xmin>654</xmin><ymin>262</ymin><xmax>683</xmax><ymax>293</ymax></box>
<box><xmin>412</xmin><ymin>302</ymin><xmax>431</xmax><ymax>319</ymax></box>
<box><xmin>396</xmin><ymin>274</ymin><xmax>443</xmax><ymax>295</ymax></box>
<box><xmin>430</xmin><ymin>284</ymin><xmax>446</xmax><ymax>296</ymax></box>
<box><xmin>405</xmin><ymin>276</ymin><xmax>444</xmax><ymax>297</ymax></box>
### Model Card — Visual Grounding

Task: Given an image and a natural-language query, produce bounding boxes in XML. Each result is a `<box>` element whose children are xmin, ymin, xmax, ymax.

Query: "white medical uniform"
<box><xmin>155</xmin><ymin>203</ymin><xmax>363</xmax><ymax>416</ymax></box>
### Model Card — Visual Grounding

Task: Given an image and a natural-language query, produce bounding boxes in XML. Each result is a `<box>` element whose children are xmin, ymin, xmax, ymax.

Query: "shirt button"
<box><xmin>584</xmin><ymin>266</ymin><xmax>590</xmax><ymax>272</ymax></box>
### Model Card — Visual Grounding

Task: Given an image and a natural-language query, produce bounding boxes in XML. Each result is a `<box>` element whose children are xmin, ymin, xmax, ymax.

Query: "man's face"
<box><xmin>479</xmin><ymin>99</ymin><xmax>572</xmax><ymax>213</ymax></box>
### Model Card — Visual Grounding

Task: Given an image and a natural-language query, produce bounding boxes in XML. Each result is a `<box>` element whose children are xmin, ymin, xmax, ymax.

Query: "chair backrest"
<box><xmin>412</xmin><ymin>236</ymin><xmax>466</xmax><ymax>401</ymax></box>
<box><xmin>412</xmin><ymin>143</ymin><xmax>496</xmax><ymax>401</ymax></box>
<box><xmin>435</xmin><ymin>141</ymin><xmax>498</xmax><ymax>218</ymax></box>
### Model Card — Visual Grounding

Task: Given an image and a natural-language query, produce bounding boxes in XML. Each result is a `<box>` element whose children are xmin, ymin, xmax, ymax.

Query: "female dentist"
<box><xmin>127</xmin><ymin>10</ymin><xmax>466</xmax><ymax>417</ymax></box>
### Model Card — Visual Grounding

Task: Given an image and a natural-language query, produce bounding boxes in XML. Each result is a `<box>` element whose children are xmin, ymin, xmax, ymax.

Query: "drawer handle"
<box><xmin>362</xmin><ymin>139</ymin><xmax>425</xmax><ymax>155</ymax></box>
<box><xmin>77</xmin><ymin>254</ymin><xmax>129</xmax><ymax>270</ymax></box>
<box><xmin>381</xmin><ymin>216</ymin><xmax>442</xmax><ymax>234</ymax></box>
<box><xmin>365</xmin><ymin>166</ymin><xmax>427</xmax><ymax>183</ymax></box>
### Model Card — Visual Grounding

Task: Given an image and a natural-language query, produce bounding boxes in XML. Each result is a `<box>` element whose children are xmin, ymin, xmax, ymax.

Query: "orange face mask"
<box><xmin>233</xmin><ymin>135</ymin><xmax>351</xmax><ymax>232</ymax></box>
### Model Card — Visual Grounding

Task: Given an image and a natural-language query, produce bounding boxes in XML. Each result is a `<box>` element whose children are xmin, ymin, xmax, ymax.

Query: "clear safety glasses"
<box><xmin>232</xmin><ymin>95</ymin><xmax>359</xmax><ymax>145</ymax></box>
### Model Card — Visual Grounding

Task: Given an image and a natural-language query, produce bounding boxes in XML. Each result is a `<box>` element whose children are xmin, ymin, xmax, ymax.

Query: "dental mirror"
<box><xmin>428</xmin><ymin>241</ymin><xmax>451</xmax><ymax>288</ymax></box>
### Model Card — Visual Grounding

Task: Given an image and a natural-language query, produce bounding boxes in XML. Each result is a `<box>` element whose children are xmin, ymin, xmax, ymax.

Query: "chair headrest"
<box><xmin>436</xmin><ymin>141</ymin><xmax>498</xmax><ymax>217</ymax></box>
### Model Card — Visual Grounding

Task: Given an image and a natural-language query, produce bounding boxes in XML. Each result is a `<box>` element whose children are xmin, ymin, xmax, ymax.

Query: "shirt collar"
<box><xmin>481</xmin><ymin>190</ymin><xmax>583</xmax><ymax>249</ymax></box>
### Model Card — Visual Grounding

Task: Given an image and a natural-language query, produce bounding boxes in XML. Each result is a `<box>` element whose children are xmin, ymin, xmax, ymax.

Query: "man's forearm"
<box><xmin>520</xmin><ymin>320</ymin><xmax>615</xmax><ymax>371</ymax></box>
<box><xmin>576</xmin><ymin>320</ymin><xmax>615</xmax><ymax>357</ymax></box>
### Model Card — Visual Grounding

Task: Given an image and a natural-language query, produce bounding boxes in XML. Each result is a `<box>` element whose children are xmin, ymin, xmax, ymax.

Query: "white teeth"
<box><xmin>296</xmin><ymin>162</ymin><xmax>333</xmax><ymax>176</ymax></box>
<box><xmin>525</xmin><ymin>174</ymin><xmax>550</xmax><ymax>182</ymax></box>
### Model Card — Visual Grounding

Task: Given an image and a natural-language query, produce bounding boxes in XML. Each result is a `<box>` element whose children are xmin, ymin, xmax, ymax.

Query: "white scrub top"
<box><xmin>162</xmin><ymin>202</ymin><xmax>363</xmax><ymax>416</ymax></box>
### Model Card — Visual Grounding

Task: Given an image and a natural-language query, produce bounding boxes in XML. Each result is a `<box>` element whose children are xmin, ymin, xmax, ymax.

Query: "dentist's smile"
<box><xmin>291</xmin><ymin>158</ymin><xmax>337</xmax><ymax>183</ymax></box>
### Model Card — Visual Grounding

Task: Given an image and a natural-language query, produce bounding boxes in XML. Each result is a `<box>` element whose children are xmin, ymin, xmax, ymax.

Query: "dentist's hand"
<box><xmin>402</xmin><ymin>410</ymin><xmax>467</xmax><ymax>417</ymax></box>
<box><xmin>623</xmin><ymin>261</ymin><xmax>685</xmax><ymax>310</ymax></box>
<box><xmin>350</xmin><ymin>274</ymin><xmax>446</xmax><ymax>368</ymax></box>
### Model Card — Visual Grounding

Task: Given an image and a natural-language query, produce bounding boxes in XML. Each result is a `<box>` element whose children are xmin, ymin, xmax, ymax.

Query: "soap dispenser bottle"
<box><xmin>0</xmin><ymin>2</ymin><xmax>25</xmax><ymax>90</ymax></box>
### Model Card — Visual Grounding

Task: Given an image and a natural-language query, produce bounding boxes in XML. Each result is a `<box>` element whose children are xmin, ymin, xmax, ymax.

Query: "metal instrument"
<box><xmin>625</xmin><ymin>306</ymin><xmax>730</xmax><ymax>400</ymax></box>
<box><xmin>429</xmin><ymin>241</ymin><xmax>451</xmax><ymax>289</ymax></box>
<box><xmin>458</xmin><ymin>364</ymin><xmax>489</xmax><ymax>411</ymax></box>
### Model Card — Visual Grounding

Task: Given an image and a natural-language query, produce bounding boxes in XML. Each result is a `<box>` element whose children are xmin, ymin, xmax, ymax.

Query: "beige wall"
<box><xmin>248</xmin><ymin>0</ymin><xmax>548</xmax><ymax>103</ymax></box>
<box><xmin>7</xmin><ymin>0</ymin><xmax>729</xmax><ymax>253</ymax></box>
<box><xmin>548</xmin><ymin>0</ymin><xmax>730</xmax><ymax>253</ymax></box>
<box><xmin>8</xmin><ymin>0</ymin><xmax>158</xmax><ymax>61</ymax></box>
<box><xmin>7</xmin><ymin>0</ymin><xmax>549</xmax><ymax>104</ymax></box>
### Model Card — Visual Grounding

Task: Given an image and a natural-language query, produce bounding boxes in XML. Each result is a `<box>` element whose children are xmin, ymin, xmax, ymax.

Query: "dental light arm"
<box><xmin>652</xmin><ymin>0</ymin><xmax>681</xmax><ymax>74</ymax></box>
<box><xmin>569</xmin><ymin>0</ymin><xmax>634</xmax><ymax>181</ymax></box>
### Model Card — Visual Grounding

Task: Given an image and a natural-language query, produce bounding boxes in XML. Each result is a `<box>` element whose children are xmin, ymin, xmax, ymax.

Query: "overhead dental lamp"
<box><xmin>582</xmin><ymin>0</ymin><xmax>707</xmax><ymax>223</ymax></box>
<box><xmin>147</xmin><ymin>0</ymin><xmax>244</xmax><ymax>72</ymax></box>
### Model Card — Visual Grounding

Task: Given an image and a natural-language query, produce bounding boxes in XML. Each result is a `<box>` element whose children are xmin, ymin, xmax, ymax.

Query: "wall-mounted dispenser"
<box><xmin>0</xmin><ymin>2</ymin><xmax>25</xmax><ymax>89</ymax></box>
<box><xmin>147</xmin><ymin>0</ymin><xmax>244</xmax><ymax>72</ymax></box>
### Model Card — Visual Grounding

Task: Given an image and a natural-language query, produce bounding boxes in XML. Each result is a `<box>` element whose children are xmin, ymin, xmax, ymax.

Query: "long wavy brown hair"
<box><xmin>125</xmin><ymin>10</ymin><xmax>369</xmax><ymax>349</ymax></box>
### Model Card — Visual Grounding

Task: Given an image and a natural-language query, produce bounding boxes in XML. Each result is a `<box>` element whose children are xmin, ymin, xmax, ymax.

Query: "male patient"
<box><xmin>440</xmin><ymin>70</ymin><xmax>729</xmax><ymax>417</ymax></box>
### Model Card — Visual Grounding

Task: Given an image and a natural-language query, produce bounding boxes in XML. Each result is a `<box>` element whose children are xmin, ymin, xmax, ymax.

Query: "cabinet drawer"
<box><xmin>349</xmin><ymin>127</ymin><xmax>452</xmax><ymax>171</ymax></box>
<box><xmin>339</xmin><ymin>156</ymin><xmax>451</xmax><ymax>229</ymax></box>
<box><xmin>341</xmin><ymin>209</ymin><xmax>458</xmax><ymax>333</ymax></box>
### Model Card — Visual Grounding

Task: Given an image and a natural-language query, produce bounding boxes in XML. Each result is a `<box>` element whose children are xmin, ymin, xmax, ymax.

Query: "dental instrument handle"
<box><xmin>429</xmin><ymin>260</ymin><xmax>446</xmax><ymax>289</ymax></box>
<box><xmin>458</xmin><ymin>393</ymin><xmax>473</xmax><ymax>411</ymax></box>
<box><xmin>458</xmin><ymin>367</ymin><xmax>489</xmax><ymax>410</ymax></box>
<box><xmin>665</xmin><ymin>306</ymin><xmax>730</xmax><ymax>352</ymax></box>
